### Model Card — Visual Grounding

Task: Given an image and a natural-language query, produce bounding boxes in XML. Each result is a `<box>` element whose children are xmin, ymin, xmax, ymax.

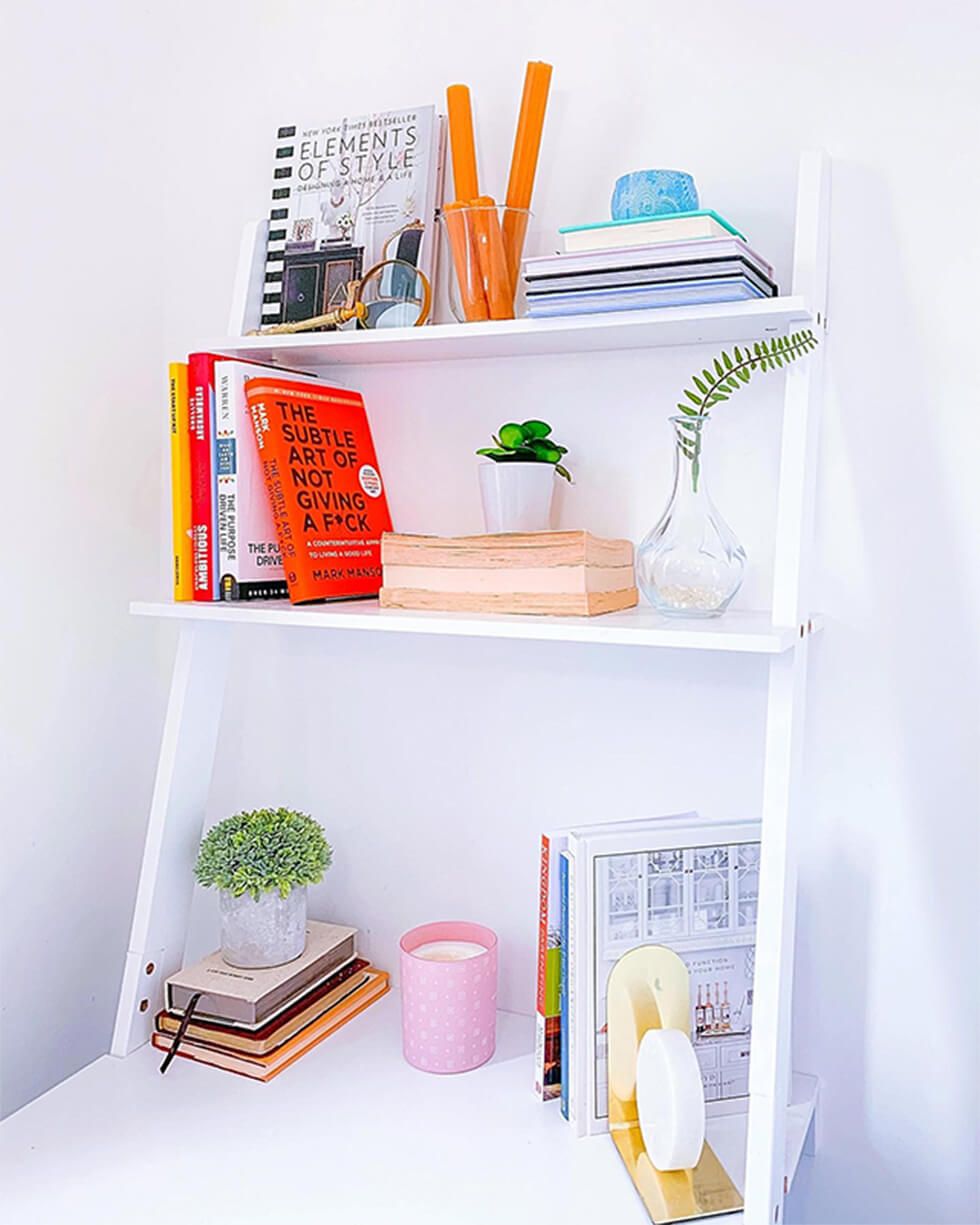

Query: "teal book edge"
<box><xmin>558</xmin><ymin>208</ymin><xmax>744</xmax><ymax>239</ymax></box>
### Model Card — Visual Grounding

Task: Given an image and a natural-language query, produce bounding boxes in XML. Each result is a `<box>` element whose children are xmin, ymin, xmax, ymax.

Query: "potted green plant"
<box><xmin>195</xmin><ymin>807</ymin><xmax>332</xmax><ymax>968</ymax></box>
<box><xmin>476</xmin><ymin>419</ymin><xmax>572</xmax><ymax>533</ymax></box>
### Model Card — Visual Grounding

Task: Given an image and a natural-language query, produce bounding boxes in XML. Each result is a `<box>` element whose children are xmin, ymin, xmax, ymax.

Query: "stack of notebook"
<box><xmin>152</xmin><ymin>920</ymin><xmax>389</xmax><ymax>1081</ymax></box>
<box><xmin>522</xmin><ymin>209</ymin><xmax>777</xmax><ymax>318</ymax></box>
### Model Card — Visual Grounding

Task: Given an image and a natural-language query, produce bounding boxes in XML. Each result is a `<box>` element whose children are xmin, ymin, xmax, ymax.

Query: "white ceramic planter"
<box><xmin>219</xmin><ymin>886</ymin><xmax>307</xmax><ymax>968</ymax></box>
<box><xmin>478</xmin><ymin>462</ymin><xmax>556</xmax><ymax>533</ymax></box>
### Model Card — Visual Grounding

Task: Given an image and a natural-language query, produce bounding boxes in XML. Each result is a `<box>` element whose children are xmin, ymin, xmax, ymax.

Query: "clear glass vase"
<box><xmin>637</xmin><ymin>415</ymin><xmax>746</xmax><ymax>618</ymax></box>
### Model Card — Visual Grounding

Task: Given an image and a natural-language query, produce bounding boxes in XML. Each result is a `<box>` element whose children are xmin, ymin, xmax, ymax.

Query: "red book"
<box><xmin>187</xmin><ymin>352</ymin><xmax>221</xmax><ymax>601</ymax></box>
<box><xmin>245</xmin><ymin>376</ymin><xmax>392</xmax><ymax>604</ymax></box>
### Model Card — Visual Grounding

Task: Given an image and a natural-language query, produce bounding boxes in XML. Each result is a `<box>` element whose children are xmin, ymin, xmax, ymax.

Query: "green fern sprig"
<box><xmin>677</xmin><ymin>329</ymin><xmax>819</xmax><ymax>419</ymax></box>
<box><xmin>674</xmin><ymin>329</ymin><xmax>819</xmax><ymax>489</ymax></box>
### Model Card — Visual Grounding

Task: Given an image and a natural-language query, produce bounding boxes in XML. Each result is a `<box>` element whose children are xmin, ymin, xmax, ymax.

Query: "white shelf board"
<box><xmin>131</xmin><ymin>598</ymin><xmax>819</xmax><ymax>655</ymax></box>
<box><xmin>210</xmin><ymin>296</ymin><xmax>812</xmax><ymax>367</ymax></box>
<box><xmin>0</xmin><ymin>1001</ymin><xmax>816</xmax><ymax>1225</ymax></box>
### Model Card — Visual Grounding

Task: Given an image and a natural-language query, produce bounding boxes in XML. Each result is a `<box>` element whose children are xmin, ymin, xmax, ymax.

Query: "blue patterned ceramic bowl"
<box><xmin>611</xmin><ymin>170</ymin><xmax>699</xmax><ymax>220</ymax></box>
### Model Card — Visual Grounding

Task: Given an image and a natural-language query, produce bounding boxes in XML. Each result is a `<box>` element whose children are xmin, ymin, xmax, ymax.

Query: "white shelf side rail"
<box><xmin>111</xmin><ymin>622</ymin><xmax>231</xmax><ymax>1055</ymax></box>
<box><xmin>229</xmin><ymin>217</ymin><xmax>270</xmax><ymax>337</ymax></box>
<box><xmin>744</xmin><ymin>150</ymin><xmax>831</xmax><ymax>1225</ymax></box>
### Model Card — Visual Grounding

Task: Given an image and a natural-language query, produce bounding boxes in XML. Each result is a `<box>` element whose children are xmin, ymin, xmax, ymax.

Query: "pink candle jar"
<box><xmin>399</xmin><ymin>921</ymin><xmax>498</xmax><ymax>1073</ymax></box>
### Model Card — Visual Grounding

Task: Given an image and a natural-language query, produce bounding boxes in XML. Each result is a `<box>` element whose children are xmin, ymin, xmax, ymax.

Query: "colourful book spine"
<box><xmin>534</xmin><ymin>832</ymin><xmax>566</xmax><ymax>1101</ymax></box>
<box><xmin>168</xmin><ymin>363</ymin><xmax>193</xmax><ymax>600</ymax></box>
<box><xmin>533</xmin><ymin>832</ymin><xmax>550</xmax><ymax>1098</ymax></box>
<box><xmin>188</xmin><ymin>352</ymin><xmax>219</xmax><ymax>601</ymax></box>
<box><xmin>559</xmin><ymin>850</ymin><xmax>570</xmax><ymax>1121</ymax></box>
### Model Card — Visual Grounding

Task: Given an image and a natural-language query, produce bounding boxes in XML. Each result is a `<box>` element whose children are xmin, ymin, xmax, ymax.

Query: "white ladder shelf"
<box><xmin>109</xmin><ymin>153</ymin><xmax>830</xmax><ymax>1225</ymax></box>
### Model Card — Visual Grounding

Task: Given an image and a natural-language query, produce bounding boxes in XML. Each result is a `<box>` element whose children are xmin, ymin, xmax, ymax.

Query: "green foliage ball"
<box><xmin>194</xmin><ymin>807</ymin><xmax>332</xmax><ymax>900</ymax></box>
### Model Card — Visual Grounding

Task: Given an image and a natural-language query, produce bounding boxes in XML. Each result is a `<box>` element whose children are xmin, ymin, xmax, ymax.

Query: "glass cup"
<box><xmin>438</xmin><ymin>206</ymin><xmax>531</xmax><ymax>323</ymax></box>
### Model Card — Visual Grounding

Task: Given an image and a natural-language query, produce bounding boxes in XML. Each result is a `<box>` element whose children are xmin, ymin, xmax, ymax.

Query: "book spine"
<box><xmin>567</xmin><ymin>849</ymin><xmax>578</xmax><ymax>1127</ymax></box>
<box><xmin>262</xmin><ymin>125</ymin><xmax>295</xmax><ymax>326</ymax></box>
<box><xmin>533</xmin><ymin>832</ymin><xmax>550</xmax><ymax>1099</ymax></box>
<box><xmin>559</xmin><ymin>850</ymin><xmax>571</xmax><ymax>1121</ymax></box>
<box><xmin>188</xmin><ymin>353</ymin><xmax>217</xmax><ymax>601</ymax></box>
<box><xmin>168</xmin><ymin>363</ymin><xmax>192</xmax><ymax>600</ymax></box>
<box><xmin>215</xmin><ymin>366</ymin><xmax>238</xmax><ymax>600</ymax></box>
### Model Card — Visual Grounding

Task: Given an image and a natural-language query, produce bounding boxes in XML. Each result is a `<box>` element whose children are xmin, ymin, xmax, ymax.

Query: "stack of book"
<box><xmin>380</xmin><ymin>530</ymin><xmax>639</xmax><ymax>617</ymax></box>
<box><xmin>522</xmin><ymin>209</ymin><xmax>777</xmax><ymax>319</ymax></box>
<box><xmin>168</xmin><ymin>359</ymin><xmax>391</xmax><ymax>606</ymax></box>
<box><xmin>152</xmin><ymin>920</ymin><xmax>389</xmax><ymax>1081</ymax></box>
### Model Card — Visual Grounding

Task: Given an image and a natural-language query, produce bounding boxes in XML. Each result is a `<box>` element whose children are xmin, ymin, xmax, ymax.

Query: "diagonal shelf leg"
<box><xmin>744</xmin><ymin>644</ymin><xmax>810</xmax><ymax>1222</ymax></box>
<box><xmin>111</xmin><ymin>620</ymin><xmax>231</xmax><ymax>1056</ymax></box>
<box><xmin>744</xmin><ymin>148</ymin><xmax>829</xmax><ymax>1223</ymax></box>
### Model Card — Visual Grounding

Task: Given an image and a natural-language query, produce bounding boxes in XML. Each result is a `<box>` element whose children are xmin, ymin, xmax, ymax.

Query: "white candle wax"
<box><xmin>412</xmin><ymin>940</ymin><xmax>486</xmax><ymax>962</ymax></box>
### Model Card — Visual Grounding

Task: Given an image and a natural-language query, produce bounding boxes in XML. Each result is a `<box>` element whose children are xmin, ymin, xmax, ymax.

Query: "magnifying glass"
<box><xmin>255</xmin><ymin>259</ymin><xmax>432</xmax><ymax>335</ymax></box>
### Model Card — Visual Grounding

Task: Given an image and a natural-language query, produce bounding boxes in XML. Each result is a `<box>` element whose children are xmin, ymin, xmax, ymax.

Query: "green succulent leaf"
<box><xmin>476</xmin><ymin>447</ymin><xmax>511</xmax><ymax>457</ymax></box>
<box><xmin>529</xmin><ymin>440</ymin><xmax>562</xmax><ymax>463</ymax></box>
<box><xmin>520</xmin><ymin>419</ymin><xmax>552</xmax><ymax>439</ymax></box>
<box><xmin>555</xmin><ymin>463</ymin><xmax>572</xmax><ymax>482</ymax></box>
<box><xmin>498</xmin><ymin>422</ymin><xmax>526</xmax><ymax>449</ymax></box>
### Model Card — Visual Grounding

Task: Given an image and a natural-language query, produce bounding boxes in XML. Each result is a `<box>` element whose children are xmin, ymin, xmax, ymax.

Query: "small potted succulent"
<box><xmin>195</xmin><ymin>807</ymin><xmax>332</xmax><ymax>969</ymax></box>
<box><xmin>476</xmin><ymin>419</ymin><xmax>572</xmax><ymax>533</ymax></box>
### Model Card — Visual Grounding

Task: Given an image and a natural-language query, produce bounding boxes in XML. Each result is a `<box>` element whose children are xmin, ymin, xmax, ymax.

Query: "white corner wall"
<box><xmin>3</xmin><ymin>3</ymin><xmax>977</xmax><ymax>1224</ymax></box>
<box><xmin>0</xmin><ymin>4</ymin><xmax>172</xmax><ymax>1116</ymax></box>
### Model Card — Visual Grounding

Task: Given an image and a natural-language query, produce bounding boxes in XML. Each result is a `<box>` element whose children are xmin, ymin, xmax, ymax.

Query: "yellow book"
<box><xmin>168</xmin><ymin>362</ymin><xmax>193</xmax><ymax>600</ymax></box>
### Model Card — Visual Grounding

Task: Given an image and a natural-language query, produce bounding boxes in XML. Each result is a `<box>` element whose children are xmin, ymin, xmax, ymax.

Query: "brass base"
<box><xmin>610</xmin><ymin>1124</ymin><xmax>743</xmax><ymax>1223</ymax></box>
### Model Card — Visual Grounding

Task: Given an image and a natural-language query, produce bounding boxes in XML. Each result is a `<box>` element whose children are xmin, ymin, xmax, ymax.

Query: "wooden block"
<box><xmin>378</xmin><ymin>587</ymin><xmax>639</xmax><ymax>617</ymax></box>
<box><xmin>381</xmin><ymin>564</ymin><xmax>634</xmax><ymax>595</ymax></box>
<box><xmin>380</xmin><ymin>530</ymin><xmax>638</xmax><ymax>617</ymax></box>
<box><xmin>381</xmin><ymin>530</ymin><xmax>633</xmax><ymax>570</ymax></box>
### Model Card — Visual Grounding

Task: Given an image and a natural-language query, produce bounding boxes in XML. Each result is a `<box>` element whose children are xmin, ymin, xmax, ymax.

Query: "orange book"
<box><xmin>151</xmin><ymin>970</ymin><xmax>390</xmax><ymax>1081</ymax></box>
<box><xmin>245</xmin><ymin>376</ymin><xmax>392</xmax><ymax>604</ymax></box>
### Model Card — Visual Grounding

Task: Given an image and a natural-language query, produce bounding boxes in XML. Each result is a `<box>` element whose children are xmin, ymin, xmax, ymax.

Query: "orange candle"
<box><xmin>471</xmin><ymin>196</ymin><xmax>515</xmax><ymax>320</ymax></box>
<box><xmin>502</xmin><ymin>61</ymin><xmax>552</xmax><ymax>289</ymax></box>
<box><xmin>443</xmin><ymin>201</ymin><xmax>489</xmax><ymax>322</ymax></box>
<box><xmin>447</xmin><ymin>84</ymin><xmax>480</xmax><ymax>201</ymax></box>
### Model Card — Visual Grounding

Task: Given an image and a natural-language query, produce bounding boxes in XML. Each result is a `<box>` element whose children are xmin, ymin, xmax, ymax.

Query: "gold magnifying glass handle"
<box><xmin>250</xmin><ymin>301</ymin><xmax>368</xmax><ymax>336</ymax></box>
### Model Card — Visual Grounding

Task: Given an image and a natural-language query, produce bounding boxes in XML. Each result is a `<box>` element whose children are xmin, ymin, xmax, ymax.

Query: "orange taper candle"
<box><xmin>502</xmin><ymin>61</ymin><xmax>553</xmax><ymax>289</ymax></box>
<box><xmin>471</xmin><ymin>196</ymin><xmax>515</xmax><ymax>320</ymax></box>
<box><xmin>446</xmin><ymin>84</ymin><xmax>480</xmax><ymax>201</ymax></box>
<box><xmin>443</xmin><ymin>202</ymin><xmax>489</xmax><ymax>321</ymax></box>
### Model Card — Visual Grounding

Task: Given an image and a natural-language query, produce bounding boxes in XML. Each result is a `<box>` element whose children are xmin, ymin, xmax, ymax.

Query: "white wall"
<box><xmin>0</xmin><ymin>4</ymin><xmax>171</xmax><ymax>1116</ymax></box>
<box><xmin>4</xmin><ymin>2</ymin><xmax>978</xmax><ymax>1223</ymax></box>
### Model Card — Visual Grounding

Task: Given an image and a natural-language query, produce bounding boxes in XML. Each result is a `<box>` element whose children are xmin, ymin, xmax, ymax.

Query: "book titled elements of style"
<box><xmin>263</xmin><ymin>106</ymin><xmax>446</xmax><ymax>329</ymax></box>
<box><xmin>153</xmin><ymin>920</ymin><xmax>389</xmax><ymax>1081</ymax></box>
<box><xmin>380</xmin><ymin>531</ymin><xmax>639</xmax><ymax>617</ymax></box>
